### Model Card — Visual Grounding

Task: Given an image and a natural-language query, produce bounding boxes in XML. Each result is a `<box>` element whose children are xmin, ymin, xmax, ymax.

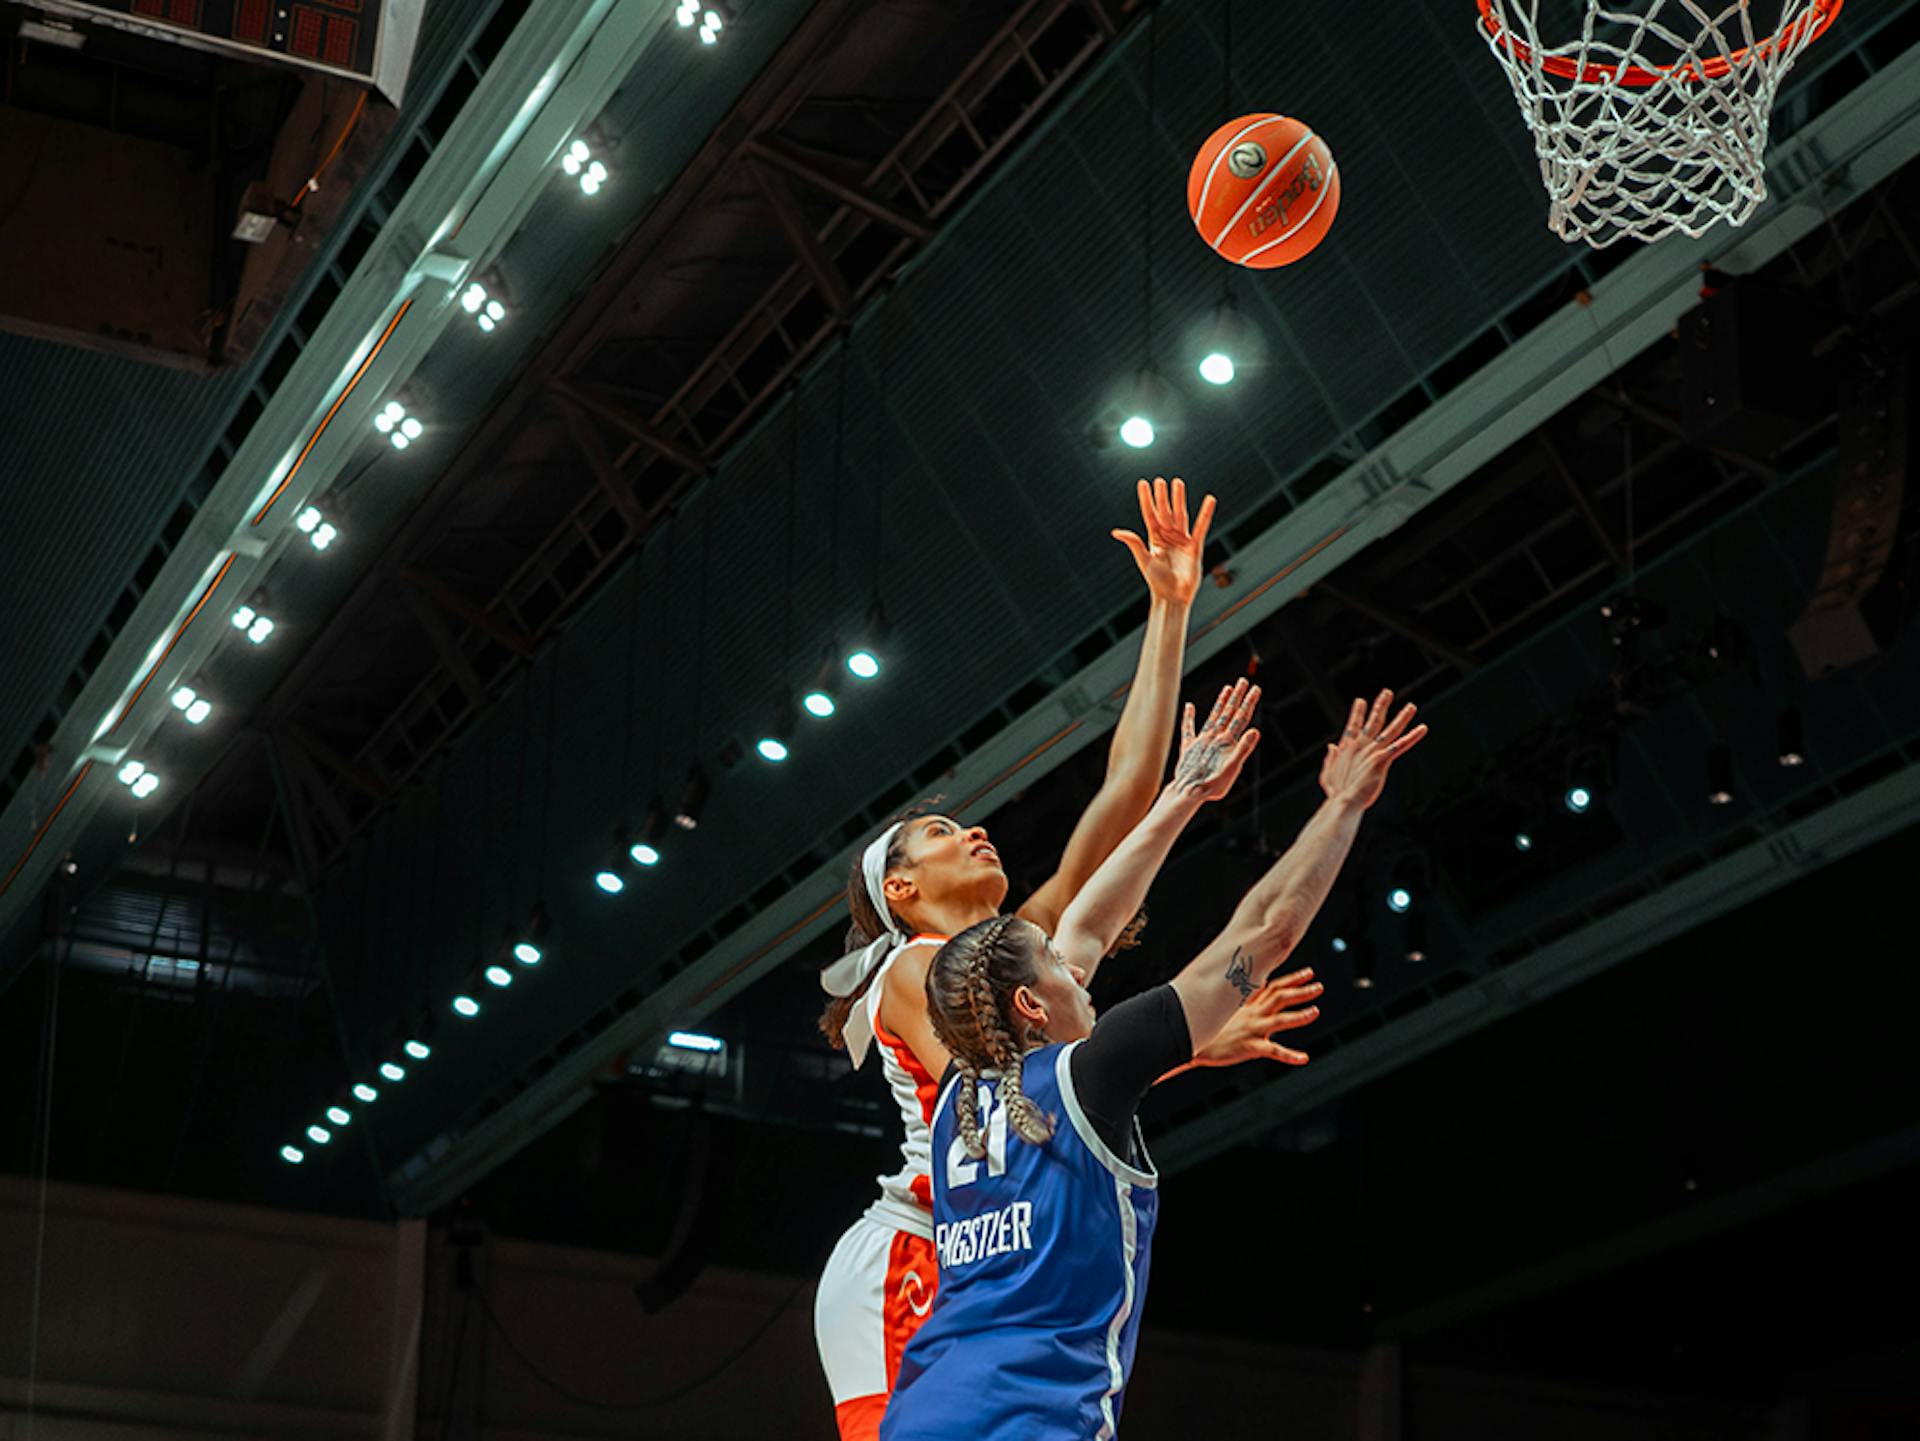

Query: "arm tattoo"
<box><xmin>1224</xmin><ymin>946</ymin><xmax>1255</xmax><ymax>1001</ymax></box>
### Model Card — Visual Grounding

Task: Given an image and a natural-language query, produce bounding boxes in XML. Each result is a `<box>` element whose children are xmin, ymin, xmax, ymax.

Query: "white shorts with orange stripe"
<box><xmin>815</xmin><ymin>1210</ymin><xmax>939</xmax><ymax>1441</ymax></box>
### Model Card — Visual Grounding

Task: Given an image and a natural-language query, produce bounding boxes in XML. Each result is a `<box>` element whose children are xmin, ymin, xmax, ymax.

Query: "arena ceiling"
<box><xmin>3</xmin><ymin>0</ymin><xmax>1920</xmax><ymax>1385</ymax></box>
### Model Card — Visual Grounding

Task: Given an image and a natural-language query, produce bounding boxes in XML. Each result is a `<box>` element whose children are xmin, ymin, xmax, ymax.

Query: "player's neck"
<box><xmin>906</xmin><ymin>896</ymin><xmax>999</xmax><ymax>942</ymax></box>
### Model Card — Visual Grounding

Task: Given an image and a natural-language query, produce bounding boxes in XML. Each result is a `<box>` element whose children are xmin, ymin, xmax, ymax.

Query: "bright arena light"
<box><xmin>846</xmin><ymin>650</ymin><xmax>880</xmax><ymax>681</ymax></box>
<box><xmin>295</xmin><ymin>505</ymin><xmax>322</xmax><ymax>533</ymax></box>
<box><xmin>172</xmin><ymin>685</ymin><xmax>197</xmax><ymax>710</ymax></box>
<box><xmin>379</xmin><ymin>1061</ymin><xmax>406</xmax><ymax>1082</ymax></box>
<box><xmin>280</xmin><ymin>1145</ymin><xmax>305</xmax><ymax>1164</ymax></box>
<box><xmin>627</xmin><ymin>843</ymin><xmax>659</xmax><ymax>869</ymax></box>
<box><xmin>485</xmin><ymin>964</ymin><xmax>513</xmax><ymax>988</ymax></box>
<box><xmin>1565</xmin><ymin>786</ymin><xmax>1593</xmax><ymax>815</ymax></box>
<box><xmin>231</xmin><ymin>605</ymin><xmax>256</xmax><ymax>630</ymax></box>
<box><xmin>352</xmin><ymin>1083</ymin><xmax>378</xmax><ymax>1103</ymax></box>
<box><xmin>247</xmin><ymin>615</ymin><xmax>275</xmax><ymax>645</ymax></box>
<box><xmin>1199</xmin><ymin>352</ymin><xmax>1236</xmax><ymax>386</ymax></box>
<box><xmin>326</xmin><ymin>1106</ymin><xmax>350</xmax><ymax>1126</ymax></box>
<box><xmin>1387</xmin><ymin>887</ymin><xmax>1412</xmax><ymax>914</ymax></box>
<box><xmin>668</xmin><ymin>1031</ymin><xmax>723</xmax><ymax>1053</ymax></box>
<box><xmin>675</xmin><ymin>0</ymin><xmax>698</xmax><ymax>24</ymax></box>
<box><xmin>131</xmin><ymin>773</ymin><xmax>160</xmax><ymax>799</ymax></box>
<box><xmin>404</xmin><ymin>1039</ymin><xmax>431</xmax><ymax>1060</ymax></box>
<box><xmin>1119</xmin><ymin>415</ymin><xmax>1155</xmax><ymax>449</ymax></box>
<box><xmin>453</xmin><ymin>994</ymin><xmax>481</xmax><ymax>1018</ymax></box>
<box><xmin>185</xmin><ymin>698</ymin><xmax>212</xmax><ymax>725</ymax></box>
<box><xmin>803</xmin><ymin>690</ymin><xmax>835</xmax><ymax>718</ymax></box>
<box><xmin>513</xmin><ymin>941</ymin><xmax>544</xmax><ymax>965</ymax></box>
<box><xmin>756</xmin><ymin>737</ymin><xmax>789</xmax><ymax>763</ymax></box>
<box><xmin>594</xmin><ymin>868</ymin><xmax>625</xmax><ymax>895</ymax></box>
<box><xmin>117</xmin><ymin>760</ymin><xmax>146</xmax><ymax>785</ymax></box>
<box><xmin>306</xmin><ymin>1124</ymin><xmax>332</xmax><ymax>1145</ymax></box>
<box><xmin>698</xmin><ymin>8</ymin><xmax>724</xmax><ymax>43</ymax></box>
<box><xmin>311</xmin><ymin>522</ymin><xmax>338</xmax><ymax>551</ymax></box>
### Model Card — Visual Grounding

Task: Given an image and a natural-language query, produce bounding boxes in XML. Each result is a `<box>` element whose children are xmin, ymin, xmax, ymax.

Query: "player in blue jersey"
<box><xmin>881</xmin><ymin>684</ymin><xmax>1426</xmax><ymax>1440</ymax></box>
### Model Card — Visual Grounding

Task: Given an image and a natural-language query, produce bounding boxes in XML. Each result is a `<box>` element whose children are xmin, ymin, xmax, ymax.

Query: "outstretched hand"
<box><xmin>1190</xmin><ymin>968</ymin><xmax>1324</xmax><ymax>1068</ymax></box>
<box><xmin>1113</xmin><ymin>476</ymin><xmax>1216</xmax><ymax>607</ymax></box>
<box><xmin>1171</xmin><ymin>678</ymin><xmax>1260</xmax><ymax>803</ymax></box>
<box><xmin>1320</xmin><ymin>689</ymin><xmax>1427</xmax><ymax>810</ymax></box>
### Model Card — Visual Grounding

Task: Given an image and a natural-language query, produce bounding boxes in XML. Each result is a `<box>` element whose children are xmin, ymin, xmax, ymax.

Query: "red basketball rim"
<box><xmin>1476</xmin><ymin>0</ymin><xmax>1844</xmax><ymax>87</ymax></box>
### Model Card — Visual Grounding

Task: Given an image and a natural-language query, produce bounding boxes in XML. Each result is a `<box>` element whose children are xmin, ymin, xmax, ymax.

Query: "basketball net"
<box><xmin>1478</xmin><ymin>0</ymin><xmax>1843</xmax><ymax>248</ymax></box>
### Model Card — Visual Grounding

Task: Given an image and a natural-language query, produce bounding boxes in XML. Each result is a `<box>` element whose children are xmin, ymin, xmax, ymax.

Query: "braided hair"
<box><xmin>925</xmin><ymin>915</ymin><xmax>1055</xmax><ymax>1158</ymax></box>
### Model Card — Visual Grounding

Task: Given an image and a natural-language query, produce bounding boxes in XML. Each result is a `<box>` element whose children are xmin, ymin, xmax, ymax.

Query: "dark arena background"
<box><xmin>3</xmin><ymin>1</ymin><xmax>1919</xmax><ymax>1437</ymax></box>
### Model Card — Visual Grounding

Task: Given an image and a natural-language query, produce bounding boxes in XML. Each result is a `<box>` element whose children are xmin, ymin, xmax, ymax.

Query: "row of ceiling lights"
<box><xmin>273</xmin><ymin>29</ymin><xmax>743</xmax><ymax>1159</ymax></box>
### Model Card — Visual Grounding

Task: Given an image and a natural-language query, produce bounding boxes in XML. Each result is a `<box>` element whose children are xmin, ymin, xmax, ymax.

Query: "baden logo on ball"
<box><xmin>1188</xmin><ymin>113</ymin><xmax>1341</xmax><ymax>269</ymax></box>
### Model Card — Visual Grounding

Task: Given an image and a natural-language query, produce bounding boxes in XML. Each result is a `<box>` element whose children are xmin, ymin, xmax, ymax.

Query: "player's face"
<box><xmin>1025</xmin><ymin>935</ymin><xmax>1097</xmax><ymax>1043</ymax></box>
<box><xmin>894</xmin><ymin>815</ymin><xmax>1010</xmax><ymax>913</ymax></box>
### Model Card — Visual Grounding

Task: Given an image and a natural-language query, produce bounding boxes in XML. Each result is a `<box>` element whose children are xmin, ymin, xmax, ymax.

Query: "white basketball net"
<box><xmin>1479</xmin><ymin>1</ymin><xmax>1839</xmax><ymax>248</ymax></box>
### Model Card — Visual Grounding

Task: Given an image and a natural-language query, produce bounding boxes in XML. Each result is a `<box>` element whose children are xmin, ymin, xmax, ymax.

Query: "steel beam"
<box><xmin>399</xmin><ymin>570</ymin><xmax>534</xmax><ymax>661</ymax></box>
<box><xmin>554</xmin><ymin>391</ymin><xmax>649</xmax><ymax>539</ymax></box>
<box><xmin>1315</xmin><ymin>581</ymin><xmax>1481</xmax><ymax>674</ymax></box>
<box><xmin>746</xmin><ymin>154</ymin><xmax>855</xmax><ymax>317</ymax></box>
<box><xmin>549</xmin><ymin>378</ymin><xmax>711</xmax><ymax>479</ymax></box>
<box><xmin>745</xmin><ymin>136</ymin><xmax>934</xmax><ymax>240</ymax></box>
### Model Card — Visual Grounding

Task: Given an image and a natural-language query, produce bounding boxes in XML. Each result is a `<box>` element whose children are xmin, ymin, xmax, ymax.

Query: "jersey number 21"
<box><xmin>945</xmin><ymin>1081</ymin><xmax>1009</xmax><ymax>1189</ymax></box>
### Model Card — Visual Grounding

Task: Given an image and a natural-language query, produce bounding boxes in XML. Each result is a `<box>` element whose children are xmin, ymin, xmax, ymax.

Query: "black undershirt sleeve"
<box><xmin>1068</xmin><ymin>985</ymin><xmax>1192</xmax><ymax>1159</ymax></box>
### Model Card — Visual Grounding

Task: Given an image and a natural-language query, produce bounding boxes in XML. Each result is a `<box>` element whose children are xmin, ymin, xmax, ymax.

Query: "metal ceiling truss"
<box><xmin>386</xmin><ymin>37</ymin><xmax>1920</xmax><ymax>1213</ymax></box>
<box><xmin>305</xmin><ymin>0</ymin><xmax>1145</xmax><ymax>811</ymax></box>
<box><xmin>0</xmin><ymin>0</ymin><xmax>686</xmax><ymax>948</ymax></box>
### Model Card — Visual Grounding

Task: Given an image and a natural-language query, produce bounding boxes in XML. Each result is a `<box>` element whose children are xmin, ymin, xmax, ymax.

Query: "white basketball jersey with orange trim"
<box><xmin>861</xmin><ymin>934</ymin><xmax>948</xmax><ymax>1240</ymax></box>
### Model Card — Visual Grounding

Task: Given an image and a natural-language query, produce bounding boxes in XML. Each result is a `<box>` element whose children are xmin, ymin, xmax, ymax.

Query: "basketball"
<box><xmin>1187</xmin><ymin>114</ymin><xmax>1341</xmax><ymax>269</ymax></box>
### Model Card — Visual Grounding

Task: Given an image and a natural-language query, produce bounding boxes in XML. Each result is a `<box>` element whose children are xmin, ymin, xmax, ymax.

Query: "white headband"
<box><xmin>819</xmin><ymin>822</ymin><xmax>909</xmax><ymax>1068</ymax></box>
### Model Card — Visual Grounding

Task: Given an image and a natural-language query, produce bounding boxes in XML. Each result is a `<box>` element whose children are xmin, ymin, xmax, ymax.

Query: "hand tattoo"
<box><xmin>1224</xmin><ymin>946</ymin><xmax>1255</xmax><ymax>1001</ymax></box>
<box><xmin>1174</xmin><ymin>735</ymin><xmax>1230</xmax><ymax>793</ymax></box>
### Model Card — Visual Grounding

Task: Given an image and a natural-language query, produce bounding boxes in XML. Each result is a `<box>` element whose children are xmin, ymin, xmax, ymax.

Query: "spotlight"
<box><xmin>846</xmin><ymin>599</ymin><xmax>888</xmax><ymax>681</ymax></box>
<box><xmin>326</xmin><ymin>1106</ymin><xmax>350</xmax><ymax>1126</ymax></box>
<box><xmin>673</xmin><ymin>762</ymin><xmax>710</xmax><ymax>830</ymax></box>
<box><xmin>185</xmin><ymin>698</ymin><xmax>212</xmax><ymax>725</ymax></box>
<box><xmin>581</xmin><ymin>160</ymin><xmax>607</xmax><ymax>196</ymax></box>
<box><xmin>1331</xmin><ymin>937</ymin><xmax>1348</xmax><ymax>953</ymax></box>
<box><xmin>171</xmin><ymin>685</ymin><xmax>211</xmax><ymax>724</ymax></box>
<box><xmin>479</xmin><ymin>299</ymin><xmax>505</xmax><ymax>332</ymax></box>
<box><xmin>563</xmin><ymin>138</ymin><xmax>590</xmax><ymax>175</ymax></box>
<box><xmin>802</xmin><ymin>649</ymin><xmax>838</xmax><ymax>718</ymax></box>
<box><xmin>630</xmin><ymin>799</ymin><xmax>667</xmax><ymax>867</ymax></box>
<box><xmin>231</xmin><ymin>605</ymin><xmax>256</xmax><ymax>630</ymax></box>
<box><xmin>513</xmin><ymin>940</ymin><xmax>544</xmax><ymax>966</ymax></box>
<box><xmin>376</xmin><ymin>400</ymin><xmax>422</xmax><ymax>449</ymax></box>
<box><xmin>352</xmin><ymin>1083</ymin><xmax>378</xmax><ymax>1103</ymax></box>
<box><xmin>1193</xmin><ymin>295</ymin><xmax>1262</xmax><ymax>386</ymax></box>
<box><xmin>306</xmin><ymin>1124</ymin><xmax>332</xmax><ymax>1145</ymax></box>
<box><xmin>698</xmin><ymin>6</ymin><xmax>726</xmax><ymax>43</ymax></box>
<box><xmin>379</xmin><ymin>1061</ymin><xmax>406</xmax><ymax>1082</ymax></box>
<box><xmin>755</xmin><ymin>694</ymin><xmax>797</xmax><ymax>763</ymax></box>
<box><xmin>460</xmin><ymin>282</ymin><xmax>486</xmax><ymax>313</ymax></box>
<box><xmin>1117</xmin><ymin>368</ymin><xmax>1171</xmax><ymax>450</ymax></box>
<box><xmin>1514</xmin><ymin>832</ymin><xmax>1533</xmax><ymax>852</ymax></box>
<box><xmin>667</xmin><ymin>1030</ymin><xmax>723</xmax><ymax>1052</ymax></box>
<box><xmin>594</xmin><ymin>867</ymin><xmax>625</xmax><ymax>895</ymax></box>
<box><xmin>1707</xmin><ymin>743</ymin><xmax>1734</xmax><ymax>806</ymax></box>
<box><xmin>404</xmin><ymin>1038</ymin><xmax>432</xmax><ymax>1060</ymax></box>
<box><xmin>247</xmin><ymin>614</ymin><xmax>275</xmax><ymax>645</ymax></box>
<box><xmin>485</xmin><ymin>964</ymin><xmax>513</xmax><ymax>988</ymax></box>
<box><xmin>280</xmin><ymin>1145</ymin><xmax>305</xmax><ymax>1164</ymax></box>
<box><xmin>452</xmin><ymin>993</ymin><xmax>481</xmax><ymax>1018</ymax></box>
<box><xmin>1386</xmin><ymin>887</ymin><xmax>1411</xmax><ymax>914</ymax></box>
<box><xmin>1564</xmin><ymin>786</ymin><xmax>1593</xmax><ymax>815</ymax></box>
<box><xmin>675</xmin><ymin>0</ymin><xmax>698</xmax><ymax>25</ymax></box>
<box><xmin>311</xmin><ymin>522</ymin><xmax>338</xmax><ymax>551</ymax></box>
<box><xmin>1777</xmin><ymin>707</ymin><xmax>1806</xmax><ymax>768</ymax></box>
<box><xmin>116</xmin><ymin>760</ymin><xmax>146</xmax><ymax>785</ymax></box>
<box><xmin>295</xmin><ymin>505</ymin><xmax>322</xmax><ymax>533</ymax></box>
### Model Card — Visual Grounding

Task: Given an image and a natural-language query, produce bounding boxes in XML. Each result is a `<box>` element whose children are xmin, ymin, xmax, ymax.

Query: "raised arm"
<box><xmin>1169</xmin><ymin>691</ymin><xmax>1427</xmax><ymax>1053</ymax></box>
<box><xmin>1017</xmin><ymin>478</ymin><xmax>1214</xmax><ymax>935</ymax></box>
<box><xmin>1052</xmin><ymin>679</ymin><xmax>1259</xmax><ymax>981</ymax></box>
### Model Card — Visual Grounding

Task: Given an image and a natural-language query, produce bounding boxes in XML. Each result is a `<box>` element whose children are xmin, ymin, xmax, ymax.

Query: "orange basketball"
<box><xmin>1187</xmin><ymin>114</ymin><xmax>1341</xmax><ymax>269</ymax></box>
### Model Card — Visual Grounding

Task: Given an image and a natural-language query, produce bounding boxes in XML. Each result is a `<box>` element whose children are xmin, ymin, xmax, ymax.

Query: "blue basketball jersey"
<box><xmin>880</xmin><ymin>1040</ymin><xmax>1159</xmax><ymax>1441</ymax></box>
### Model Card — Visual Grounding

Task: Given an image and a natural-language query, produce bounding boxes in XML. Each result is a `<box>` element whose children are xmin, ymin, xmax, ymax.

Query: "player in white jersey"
<box><xmin>812</xmin><ymin>478</ymin><xmax>1323</xmax><ymax>1440</ymax></box>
